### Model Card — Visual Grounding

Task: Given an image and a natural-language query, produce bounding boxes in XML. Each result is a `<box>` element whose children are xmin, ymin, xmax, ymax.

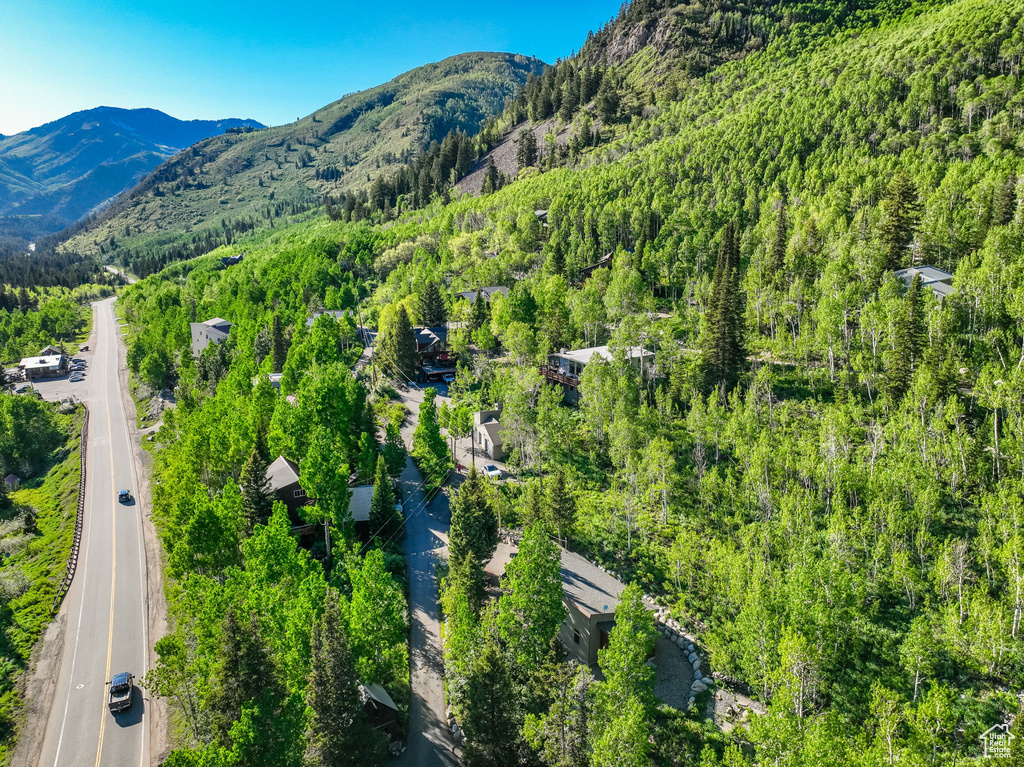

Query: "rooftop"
<box><xmin>561</xmin><ymin>548</ymin><xmax>625</xmax><ymax>618</ymax></box>
<box><xmin>893</xmin><ymin>265</ymin><xmax>953</xmax><ymax>285</ymax></box>
<box><xmin>19</xmin><ymin>355</ymin><xmax>63</xmax><ymax>369</ymax></box>
<box><xmin>202</xmin><ymin>317</ymin><xmax>233</xmax><ymax>331</ymax></box>
<box><xmin>476</xmin><ymin>415</ymin><xmax>502</xmax><ymax>444</ymax></box>
<box><xmin>455</xmin><ymin>286</ymin><xmax>509</xmax><ymax>303</ymax></box>
<box><xmin>550</xmin><ymin>345</ymin><xmax>653</xmax><ymax>366</ymax></box>
<box><xmin>349</xmin><ymin>485</ymin><xmax>374</xmax><ymax>523</ymax></box>
<box><xmin>265</xmin><ymin>456</ymin><xmax>300</xmax><ymax>492</ymax></box>
<box><xmin>414</xmin><ymin>326</ymin><xmax>448</xmax><ymax>346</ymax></box>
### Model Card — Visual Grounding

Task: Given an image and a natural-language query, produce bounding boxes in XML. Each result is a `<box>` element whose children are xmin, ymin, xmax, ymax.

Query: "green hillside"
<box><xmin>61</xmin><ymin>52</ymin><xmax>543</xmax><ymax>271</ymax></box>
<box><xmin>0</xmin><ymin>108</ymin><xmax>263</xmax><ymax>235</ymax></box>
<box><xmin>114</xmin><ymin>0</ymin><xmax>1024</xmax><ymax>764</ymax></box>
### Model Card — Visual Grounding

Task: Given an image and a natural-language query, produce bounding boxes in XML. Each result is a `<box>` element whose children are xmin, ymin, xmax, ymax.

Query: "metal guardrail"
<box><xmin>51</xmin><ymin>405</ymin><xmax>88</xmax><ymax>615</ymax></box>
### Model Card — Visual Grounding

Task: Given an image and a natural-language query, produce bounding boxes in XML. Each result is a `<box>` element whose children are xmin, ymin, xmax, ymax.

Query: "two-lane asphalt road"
<box><xmin>37</xmin><ymin>297</ymin><xmax>149</xmax><ymax>767</ymax></box>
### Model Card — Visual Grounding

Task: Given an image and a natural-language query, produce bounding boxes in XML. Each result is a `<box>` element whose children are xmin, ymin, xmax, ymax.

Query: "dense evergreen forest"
<box><xmin>112</xmin><ymin>0</ymin><xmax>1024</xmax><ymax>764</ymax></box>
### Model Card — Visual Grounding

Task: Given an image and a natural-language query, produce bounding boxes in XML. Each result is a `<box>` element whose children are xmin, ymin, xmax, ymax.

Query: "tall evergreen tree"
<box><xmin>417</xmin><ymin>280</ymin><xmax>448</xmax><ymax>327</ymax></box>
<box><xmin>701</xmin><ymin>221</ymin><xmax>746</xmax><ymax>395</ymax></box>
<box><xmin>369</xmin><ymin>455</ymin><xmax>397</xmax><ymax>543</ymax></box>
<box><xmin>461</xmin><ymin>637</ymin><xmax>523</xmax><ymax>767</ymax></box>
<box><xmin>207</xmin><ymin>607</ymin><xmax>284</xmax><ymax>746</ymax></box>
<box><xmin>377</xmin><ymin>304</ymin><xmax>417</xmax><ymax>382</ymax></box>
<box><xmin>517</xmin><ymin>128</ymin><xmax>539</xmax><ymax>171</ymax></box>
<box><xmin>448</xmin><ymin>467</ymin><xmax>498</xmax><ymax>574</ymax></box>
<box><xmin>240</xmin><ymin>445</ymin><xmax>272</xmax><ymax>532</ymax></box>
<box><xmin>544</xmin><ymin>468</ymin><xmax>576</xmax><ymax>545</ymax></box>
<box><xmin>357</xmin><ymin>431</ymin><xmax>378</xmax><ymax>484</ymax></box>
<box><xmin>523</xmin><ymin>662</ymin><xmax>593</xmax><ymax>767</ymax></box>
<box><xmin>878</xmin><ymin>173</ymin><xmax>923</xmax><ymax>271</ymax></box>
<box><xmin>469</xmin><ymin>289</ymin><xmax>490</xmax><ymax>332</ymax></box>
<box><xmin>411</xmin><ymin>388</ymin><xmax>452</xmax><ymax>495</ymax></box>
<box><xmin>481</xmin><ymin>156</ymin><xmax>501</xmax><ymax>194</ymax></box>
<box><xmin>303</xmin><ymin>589</ymin><xmax>383</xmax><ymax>767</ymax></box>
<box><xmin>382</xmin><ymin>423</ymin><xmax>407</xmax><ymax>479</ymax></box>
<box><xmin>595</xmin><ymin>73</ymin><xmax>620</xmax><ymax>124</ymax></box>
<box><xmin>271</xmin><ymin>314</ymin><xmax>287</xmax><ymax>374</ymax></box>
<box><xmin>887</xmin><ymin>273</ymin><xmax>926</xmax><ymax>398</ymax></box>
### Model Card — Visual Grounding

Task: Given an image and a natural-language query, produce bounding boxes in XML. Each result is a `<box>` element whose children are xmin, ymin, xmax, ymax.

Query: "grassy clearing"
<box><xmin>0</xmin><ymin>408</ymin><xmax>83</xmax><ymax>763</ymax></box>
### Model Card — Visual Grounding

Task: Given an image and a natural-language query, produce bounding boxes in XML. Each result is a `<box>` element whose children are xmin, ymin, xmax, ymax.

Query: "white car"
<box><xmin>483</xmin><ymin>464</ymin><xmax>502</xmax><ymax>480</ymax></box>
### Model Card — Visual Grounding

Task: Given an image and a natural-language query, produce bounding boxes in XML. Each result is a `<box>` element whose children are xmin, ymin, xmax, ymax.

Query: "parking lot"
<box><xmin>13</xmin><ymin>352</ymin><xmax>94</xmax><ymax>404</ymax></box>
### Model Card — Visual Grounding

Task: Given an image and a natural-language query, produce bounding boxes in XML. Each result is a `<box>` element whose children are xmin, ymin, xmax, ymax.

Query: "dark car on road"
<box><xmin>107</xmin><ymin>672</ymin><xmax>134</xmax><ymax>712</ymax></box>
<box><xmin>118</xmin><ymin>489</ymin><xmax>132</xmax><ymax>503</ymax></box>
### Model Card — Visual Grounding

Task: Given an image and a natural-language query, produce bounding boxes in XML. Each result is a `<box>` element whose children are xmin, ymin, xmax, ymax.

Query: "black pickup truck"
<box><xmin>108</xmin><ymin>672</ymin><xmax>134</xmax><ymax>712</ymax></box>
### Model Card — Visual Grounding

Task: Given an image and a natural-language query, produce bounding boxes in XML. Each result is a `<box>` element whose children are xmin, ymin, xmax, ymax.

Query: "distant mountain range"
<box><xmin>0</xmin><ymin>107</ymin><xmax>264</xmax><ymax>237</ymax></box>
<box><xmin>59</xmin><ymin>52</ymin><xmax>543</xmax><ymax>260</ymax></box>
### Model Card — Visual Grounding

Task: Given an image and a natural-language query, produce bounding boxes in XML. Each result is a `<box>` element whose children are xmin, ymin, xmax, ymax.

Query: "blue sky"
<box><xmin>0</xmin><ymin>0</ymin><xmax>624</xmax><ymax>135</ymax></box>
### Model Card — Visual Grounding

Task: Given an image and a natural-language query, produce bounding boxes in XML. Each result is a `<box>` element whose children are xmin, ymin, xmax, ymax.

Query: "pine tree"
<box><xmin>544</xmin><ymin>469</ymin><xmax>576</xmax><ymax>545</ymax></box>
<box><xmin>417</xmin><ymin>280</ymin><xmax>448</xmax><ymax>327</ymax></box>
<box><xmin>546</xmin><ymin>240</ymin><xmax>566</xmax><ymax>277</ymax></box>
<box><xmin>207</xmin><ymin>607</ymin><xmax>284</xmax><ymax>746</ymax></box>
<box><xmin>448</xmin><ymin>467</ymin><xmax>498</xmax><ymax>573</ymax></box>
<box><xmin>411</xmin><ymin>388</ymin><xmax>452</xmax><ymax>495</ymax></box>
<box><xmin>595</xmin><ymin>73</ymin><xmax>620</xmax><ymax>124</ymax></box>
<box><xmin>887</xmin><ymin>273</ymin><xmax>926</xmax><ymax>398</ymax></box>
<box><xmin>271</xmin><ymin>314</ymin><xmax>287</xmax><ymax>374</ymax></box>
<box><xmin>240</xmin><ymin>445</ymin><xmax>272</xmax><ymax>532</ymax></box>
<box><xmin>469</xmin><ymin>288</ymin><xmax>490</xmax><ymax>331</ymax></box>
<box><xmin>303</xmin><ymin>589</ymin><xmax>383</xmax><ymax>767</ymax></box>
<box><xmin>369</xmin><ymin>455</ymin><xmax>397</xmax><ymax>543</ymax></box>
<box><xmin>878</xmin><ymin>173</ymin><xmax>923</xmax><ymax>271</ymax></box>
<box><xmin>701</xmin><ymin>221</ymin><xmax>746</xmax><ymax>395</ymax></box>
<box><xmin>517</xmin><ymin>129</ymin><xmax>538</xmax><ymax>171</ymax></box>
<box><xmin>461</xmin><ymin>637</ymin><xmax>523</xmax><ymax>767</ymax></box>
<box><xmin>558</xmin><ymin>74</ymin><xmax>580</xmax><ymax>122</ymax></box>
<box><xmin>383</xmin><ymin>423</ymin><xmax>407</xmax><ymax>479</ymax></box>
<box><xmin>481</xmin><ymin>155</ymin><xmax>501</xmax><ymax>194</ymax></box>
<box><xmin>377</xmin><ymin>304</ymin><xmax>417</xmax><ymax>382</ymax></box>
<box><xmin>357</xmin><ymin>431</ymin><xmax>378</xmax><ymax>484</ymax></box>
<box><xmin>523</xmin><ymin>663</ymin><xmax>593</xmax><ymax>767</ymax></box>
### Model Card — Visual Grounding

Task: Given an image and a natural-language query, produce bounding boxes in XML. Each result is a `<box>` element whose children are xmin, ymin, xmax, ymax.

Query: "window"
<box><xmin>293</xmin><ymin>488</ymin><xmax>306</xmax><ymax>499</ymax></box>
<box><xmin>573</xmin><ymin>630</ymin><xmax>581</xmax><ymax>645</ymax></box>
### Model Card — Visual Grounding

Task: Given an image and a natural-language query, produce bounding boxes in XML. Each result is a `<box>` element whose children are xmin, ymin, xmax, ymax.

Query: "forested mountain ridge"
<box><xmin>114</xmin><ymin>0</ymin><xmax>1024</xmax><ymax>764</ymax></box>
<box><xmin>0</xmin><ymin>107</ymin><xmax>264</xmax><ymax>234</ymax></box>
<box><xmin>58</xmin><ymin>53</ymin><xmax>544</xmax><ymax>274</ymax></box>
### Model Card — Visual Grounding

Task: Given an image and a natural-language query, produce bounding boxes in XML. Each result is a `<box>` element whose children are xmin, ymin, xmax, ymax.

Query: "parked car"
<box><xmin>107</xmin><ymin>672</ymin><xmax>134</xmax><ymax>712</ymax></box>
<box><xmin>72</xmin><ymin>358</ymin><xmax>85</xmax><ymax>364</ymax></box>
<box><xmin>483</xmin><ymin>464</ymin><xmax>503</xmax><ymax>479</ymax></box>
<box><xmin>442</xmin><ymin>373</ymin><xmax>455</xmax><ymax>384</ymax></box>
<box><xmin>70</xmin><ymin>375</ymin><xmax>85</xmax><ymax>382</ymax></box>
<box><xmin>15</xmin><ymin>385</ymin><xmax>29</xmax><ymax>394</ymax></box>
<box><xmin>118</xmin><ymin>489</ymin><xmax>132</xmax><ymax>503</ymax></box>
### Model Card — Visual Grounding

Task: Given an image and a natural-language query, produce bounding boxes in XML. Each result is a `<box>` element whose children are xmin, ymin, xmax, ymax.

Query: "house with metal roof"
<box><xmin>541</xmin><ymin>345</ymin><xmax>655</xmax><ymax>405</ymax></box>
<box><xmin>189</xmin><ymin>317</ymin><xmax>233</xmax><ymax>358</ymax></box>
<box><xmin>893</xmin><ymin>265</ymin><xmax>954</xmax><ymax>299</ymax></box>
<box><xmin>18</xmin><ymin>354</ymin><xmax>67</xmax><ymax>380</ymax></box>
<box><xmin>455</xmin><ymin>286</ymin><xmax>509</xmax><ymax>304</ymax></box>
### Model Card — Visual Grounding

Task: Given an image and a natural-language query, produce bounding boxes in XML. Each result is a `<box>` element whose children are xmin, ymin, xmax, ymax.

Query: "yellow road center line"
<box><xmin>94</xmin><ymin>329</ymin><xmax>118</xmax><ymax>767</ymax></box>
